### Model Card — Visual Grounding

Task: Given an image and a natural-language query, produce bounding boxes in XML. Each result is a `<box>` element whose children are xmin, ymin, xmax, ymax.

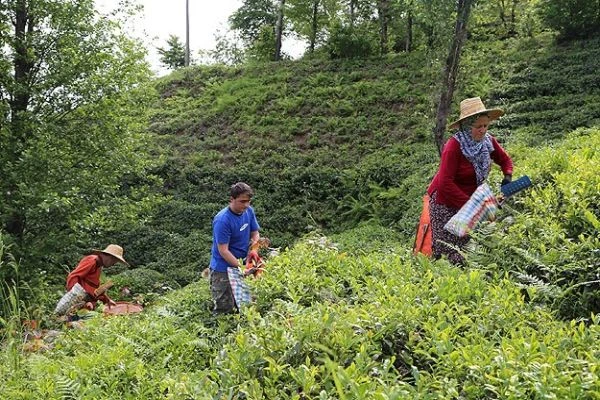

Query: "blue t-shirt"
<box><xmin>210</xmin><ymin>206</ymin><xmax>260</xmax><ymax>272</ymax></box>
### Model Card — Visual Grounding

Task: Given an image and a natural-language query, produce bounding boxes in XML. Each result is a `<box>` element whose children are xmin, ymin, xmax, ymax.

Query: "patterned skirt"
<box><xmin>429</xmin><ymin>192</ymin><xmax>470</xmax><ymax>265</ymax></box>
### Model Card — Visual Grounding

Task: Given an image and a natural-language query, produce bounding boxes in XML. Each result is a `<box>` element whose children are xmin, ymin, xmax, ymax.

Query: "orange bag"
<box><xmin>413</xmin><ymin>194</ymin><xmax>432</xmax><ymax>257</ymax></box>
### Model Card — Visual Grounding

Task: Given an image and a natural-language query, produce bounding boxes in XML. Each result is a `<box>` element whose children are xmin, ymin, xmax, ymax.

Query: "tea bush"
<box><xmin>122</xmin><ymin>34</ymin><xmax>600</xmax><ymax>292</ymax></box>
<box><xmin>2</xmin><ymin>229</ymin><xmax>600</xmax><ymax>398</ymax></box>
<box><xmin>467</xmin><ymin>127</ymin><xmax>600</xmax><ymax>319</ymax></box>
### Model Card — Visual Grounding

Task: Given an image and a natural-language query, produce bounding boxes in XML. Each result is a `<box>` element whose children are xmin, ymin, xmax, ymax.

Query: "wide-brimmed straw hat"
<box><xmin>448</xmin><ymin>97</ymin><xmax>504</xmax><ymax>130</ymax></box>
<box><xmin>92</xmin><ymin>244</ymin><xmax>129</xmax><ymax>266</ymax></box>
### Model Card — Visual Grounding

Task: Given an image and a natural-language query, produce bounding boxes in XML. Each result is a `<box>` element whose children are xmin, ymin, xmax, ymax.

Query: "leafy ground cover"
<box><xmin>2</xmin><ymin>229</ymin><xmax>599</xmax><ymax>398</ymax></box>
<box><xmin>3</xmin><ymin>30</ymin><xmax>600</xmax><ymax>399</ymax></box>
<box><xmin>465</xmin><ymin>127</ymin><xmax>600</xmax><ymax>319</ymax></box>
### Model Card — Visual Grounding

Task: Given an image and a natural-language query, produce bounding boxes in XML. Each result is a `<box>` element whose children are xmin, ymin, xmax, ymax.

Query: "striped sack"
<box><xmin>227</xmin><ymin>266</ymin><xmax>252</xmax><ymax>309</ymax></box>
<box><xmin>54</xmin><ymin>283</ymin><xmax>88</xmax><ymax>316</ymax></box>
<box><xmin>444</xmin><ymin>183</ymin><xmax>499</xmax><ymax>238</ymax></box>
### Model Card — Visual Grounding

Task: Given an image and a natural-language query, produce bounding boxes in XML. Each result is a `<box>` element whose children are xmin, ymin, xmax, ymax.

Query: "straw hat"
<box><xmin>448</xmin><ymin>97</ymin><xmax>504</xmax><ymax>130</ymax></box>
<box><xmin>92</xmin><ymin>244</ymin><xmax>129</xmax><ymax>266</ymax></box>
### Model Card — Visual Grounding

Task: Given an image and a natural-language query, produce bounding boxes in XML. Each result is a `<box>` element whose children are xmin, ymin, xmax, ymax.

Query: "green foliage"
<box><xmin>458</xmin><ymin>35</ymin><xmax>600</xmax><ymax>145</ymax></box>
<box><xmin>410</xmin><ymin>0</ymin><xmax>457</xmax><ymax>49</ymax></box>
<box><xmin>0</xmin><ymin>0</ymin><xmax>164</xmax><ymax>281</ymax></box>
<box><xmin>157</xmin><ymin>34</ymin><xmax>186</xmax><ymax>70</ymax></box>
<box><xmin>466</xmin><ymin>127</ymin><xmax>600</xmax><ymax>319</ymax></box>
<box><xmin>0</xmin><ymin>235</ymin><xmax>30</xmax><ymax>372</ymax></box>
<box><xmin>4</xmin><ymin>232</ymin><xmax>600</xmax><ymax>397</ymax></box>
<box><xmin>287</xmin><ymin>0</ymin><xmax>340</xmax><ymax>53</ymax></box>
<box><xmin>146</xmin><ymin>51</ymin><xmax>440</xmax><ymax>265</ymax></box>
<box><xmin>470</xmin><ymin>0</ymin><xmax>544</xmax><ymax>39</ymax></box>
<box><xmin>326</xmin><ymin>22</ymin><xmax>377</xmax><ymax>59</ymax></box>
<box><xmin>4</xmin><ymin>4</ymin><xmax>600</xmax><ymax>397</ymax></box>
<box><xmin>202</xmin><ymin>29</ymin><xmax>246</xmax><ymax>65</ymax></box>
<box><xmin>538</xmin><ymin>0</ymin><xmax>600</xmax><ymax>40</ymax></box>
<box><xmin>111</xmin><ymin>268</ymin><xmax>177</xmax><ymax>298</ymax></box>
<box><xmin>138</xmin><ymin>34</ymin><xmax>600</xmax><ymax>293</ymax></box>
<box><xmin>247</xmin><ymin>25</ymin><xmax>279</xmax><ymax>61</ymax></box>
<box><xmin>230</xmin><ymin>0</ymin><xmax>277</xmax><ymax>43</ymax></box>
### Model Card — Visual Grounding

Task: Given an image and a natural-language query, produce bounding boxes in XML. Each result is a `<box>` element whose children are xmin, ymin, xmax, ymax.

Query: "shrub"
<box><xmin>326</xmin><ymin>23</ymin><xmax>376</xmax><ymax>59</ymax></box>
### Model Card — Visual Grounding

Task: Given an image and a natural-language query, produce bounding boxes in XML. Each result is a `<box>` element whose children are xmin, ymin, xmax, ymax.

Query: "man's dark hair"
<box><xmin>230</xmin><ymin>182</ymin><xmax>254</xmax><ymax>199</ymax></box>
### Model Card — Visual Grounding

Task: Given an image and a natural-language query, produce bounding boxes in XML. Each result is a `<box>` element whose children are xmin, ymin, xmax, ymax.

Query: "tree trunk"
<box><xmin>405</xmin><ymin>9</ymin><xmax>413</xmax><ymax>52</ymax></box>
<box><xmin>185</xmin><ymin>0</ymin><xmax>190</xmax><ymax>66</ymax></box>
<box><xmin>308</xmin><ymin>0</ymin><xmax>319</xmax><ymax>53</ymax></box>
<box><xmin>432</xmin><ymin>0</ymin><xmax>474</xmax><ymax>156</ymax></box>
<box><xmin>6</xmin><ymin>0</ymin><xmax>35</xmax><ymax>238</ymax></box>
<box><xmin>349</xmin><ymin>0</ymin><xmax>356</xmax><ymax>27</ymax></box>
<box><xmin>499</xmin><ymin>0</ymin><xmax>507</xmax><ymax>32</ymax></box>
<box><xmin>274</xmin><ymin>0</ymin><xmax>285</xmax><ymax>61</ymax></box>
<box><xmin>509</xmin><ymin>0</ymin><xmax>518</xmax><ymax>36</ymax></box>
<box><xmin>11</xmin><ymin>0</ymin><xmax>34</xmax><ymax>124</ymax></box>
<box><xmin>377</xmin><ymin>0</ymin><xmax>390</xmax><ymax>54</ymax></box>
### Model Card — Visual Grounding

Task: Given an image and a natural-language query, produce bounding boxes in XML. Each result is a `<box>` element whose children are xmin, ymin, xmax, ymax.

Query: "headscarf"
<box><xmin>453</xmin><ymin>125</ymin><xmax>494</xmax><ymax>186</ymax></box>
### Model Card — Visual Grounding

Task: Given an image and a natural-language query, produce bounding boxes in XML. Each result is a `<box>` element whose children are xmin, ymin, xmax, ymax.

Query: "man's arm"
<box><xmin>217</xmin><ymin>243</ymin><xmax>243</xmax><ymax>268</ymax></box>
<box><xmin>250</xmin><ymin>230</ymin><xmax>260</xmax><ymax>247</ymax></box>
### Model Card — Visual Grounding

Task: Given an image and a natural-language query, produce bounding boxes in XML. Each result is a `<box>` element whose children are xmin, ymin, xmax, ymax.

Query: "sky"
<box><xmin>95</xmin><ymin>0</ymin><xmax>303</xmax><ymax>75</ymax></box>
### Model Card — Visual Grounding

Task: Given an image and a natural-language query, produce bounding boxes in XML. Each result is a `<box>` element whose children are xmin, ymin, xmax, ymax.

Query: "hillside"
<box><xmin>2</xmin><ymin>29</ymin><xmax>600</xmax><ymax>400</ymax></box>
<box><xmin>113</xmin><ymin>34</ymin><xmax>600</xmax><ymax>288</ymax></box>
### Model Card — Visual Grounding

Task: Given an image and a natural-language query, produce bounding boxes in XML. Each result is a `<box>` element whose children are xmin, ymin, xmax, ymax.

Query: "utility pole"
<box><xmin>274</xmin><ymin>0</ymin><xmax>285</xmax><ymax>61</ymax></box>
<box><xmin>185</xmin><ymin>0</ymin><xmax>190</xmax><ymax>66</ymax></box>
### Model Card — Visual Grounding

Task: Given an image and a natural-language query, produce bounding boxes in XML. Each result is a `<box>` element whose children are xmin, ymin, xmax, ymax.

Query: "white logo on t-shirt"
<box><xmin>240</xmin><ymin>223</ymin><xmax>248</xmax><ymax>231</ymax></box>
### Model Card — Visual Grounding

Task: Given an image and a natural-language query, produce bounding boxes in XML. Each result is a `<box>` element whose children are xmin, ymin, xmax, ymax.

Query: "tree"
<box><xmin>539</xmin><ymin>0</ymin><xmax>600</xmax><ymax>40</ymax></box>
<box><xmin>0</xmin><ymin>0</ymin><xmax>159</xmax><ymax>270</ymax></box>
<box><xmin>202</xmin><ymin>29</ymin><xmax>245</xmax><ymax>65</ymax></box>
<box><xmin>404</xmin><ymin>1</ymin><xmax>414</xmax><ymax>51</ymax></box>
<box><xmin>230</xmin><ymin>0</ymin><xmax>278</xmax><ymax>43</ymax></box>
<box><xmin>432</xmin><ymin>0</ymin><xmax>476</xmax><ymax>154</ymax></box>
<box><xmin>157</xmin><ymin>34</ymin><xmax>186</xmax><ymax>69</ymax></box>
<box><xmin>413</xmin><ymin>0</ymin><xmax>456</xmax><ymax>50</ymax></box>
<box><xmin>377</xmin><ymin>0</ymin><xmax>391</xmax><ymax>53</ymax></box>
<box><xmin>287</xmin><ymin>0</ymin><xmax>340</xmax><ymax>54</ymax></box>
<box><xmin>230</xmin><ymin>0</ymin><xmax>279</xmax><ymax>61</ymax></box>
<box><xmin>469</xmin><ymin>0</ymin><xmax>541</xmax><ymax>39</ymax></box>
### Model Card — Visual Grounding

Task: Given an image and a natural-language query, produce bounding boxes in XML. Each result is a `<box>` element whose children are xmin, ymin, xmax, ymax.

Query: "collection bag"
<box><xmin>54</xmin><ymin>283</ymin><xmax>88</xmax><ymax>316</ymax></box>
<box><xmin>227</xmin><ymin>267</ymin><xmax>252</xmax><ymax>309</ymax></box>
<box><xmin>444</xmin><ymin>183</ymin><xmax>498</xmax><ymax>238</ymax></box>
<box><xmin>413</xmin><ymin>193</ymin><xmax>433</xmax><ymax>256</ymax></box>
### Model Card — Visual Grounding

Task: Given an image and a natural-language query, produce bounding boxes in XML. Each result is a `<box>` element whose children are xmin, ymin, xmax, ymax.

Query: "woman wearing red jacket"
<box><xmin>59</xmin><ymin>244</ymin><xmax>129</xmax><ymax>315</ymax></box>
<box><xmin>427</xmin><ymin>97</ymin><xmax>513</xmax><ymax>264</ymax></box>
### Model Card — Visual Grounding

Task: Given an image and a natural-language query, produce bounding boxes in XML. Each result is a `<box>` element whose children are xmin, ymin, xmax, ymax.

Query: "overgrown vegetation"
<box><xmin>466</xmin><ymin>127</ymin><xmax>600</xmax><ymax>320</ymax></box>
<box><xmin>1</xmin><ymin>0</ymin><xmax>600</xmax><ymax>396</ymax></box>
<box><xmin>117</xmin><ymin>33</ymin><xmax>600</xmax><ymax>295</ymax></box>
<box><xmin>1</xmin><ymin>231</ymin><xmax>599</xmax><ymax>398</ymax></box>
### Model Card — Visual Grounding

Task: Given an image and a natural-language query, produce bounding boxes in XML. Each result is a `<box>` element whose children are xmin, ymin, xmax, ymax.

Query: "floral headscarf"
<box><xmin>453</xmin><ymin>124</ymin><xmax>494</xmax><ymax>185</ymax></box>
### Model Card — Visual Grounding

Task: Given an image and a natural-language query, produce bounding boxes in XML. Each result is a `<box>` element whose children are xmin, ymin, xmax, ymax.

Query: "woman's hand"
<box><xmin>501</xmin><ymin>174</ymin><xmax>512</xmax><ymax>186</ymax></box>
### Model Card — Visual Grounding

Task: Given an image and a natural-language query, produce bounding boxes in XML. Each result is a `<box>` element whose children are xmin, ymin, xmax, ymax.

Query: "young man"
<box><xmin>55</xmin><ymin>244</ymin><xmax>129</xmax><ymax>317</ymax></box>
<box><xmin>209</xmin><ymin>182</ymin><xmax>260</xmax><ymax>313</ymax></box>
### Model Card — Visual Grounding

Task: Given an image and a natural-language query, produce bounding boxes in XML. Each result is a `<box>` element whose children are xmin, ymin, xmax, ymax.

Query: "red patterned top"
<box><xmin>428</xmin><ymin>136</ymin><xmax>513</xmax><ymax>209</ymax></box>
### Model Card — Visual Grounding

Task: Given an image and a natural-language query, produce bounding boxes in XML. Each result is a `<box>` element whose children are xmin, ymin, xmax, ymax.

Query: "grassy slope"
<box><xmin>115</xmin><ymin>34</ymin><xmax>600</xmax><ymax>288</ymax></box>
